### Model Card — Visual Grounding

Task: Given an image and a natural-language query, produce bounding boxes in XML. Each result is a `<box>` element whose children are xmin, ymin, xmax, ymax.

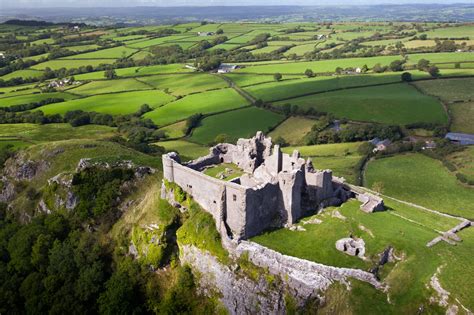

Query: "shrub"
<box><xmin>273</xmin><ymin>73</ymin><xmax>282</xmax><ymax>81</ymax></box>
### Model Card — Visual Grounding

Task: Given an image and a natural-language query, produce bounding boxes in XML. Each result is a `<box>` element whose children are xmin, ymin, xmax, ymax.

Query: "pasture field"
<box><xmin>190</xmin><ymin>107</ymin><xmax>284</xmax><ymax>145</ymax></box>
<box><xmin>65</xmin><ymin>44</ymin><xmax>101</xmax><ymax>52</ymax></box>
<box><xmin>422</xmin><ymin>25</ymin><xmax>474</xmax><ymax>39</ymax></box>
<box><xmin>62</xmin><ymin>46</ymin><xmax>138</xmax><ymax>59</ymax></box>
<box><xmin>0</xmin><ymin>123</ymin><xmax>116</xmax><ymax>143</ymax></box>
<box><xmin>224</xmin><ymin>73</ymin><xmax>302</xmax><ymax>87</ymax></box>
<box><xmin>23</xmin><ymin>53</ymin><xmax>49</xmax><ymax>62</ymax></box>
<box><xmin>154</xmin><ymin>140</ymin><xmax>209</xmax><ymax>161</ymax></box>
<box><xmin>1</xmin><ymin>69</ymin><xmax>44</xmax><ymax>80</ymax></box>
<box><xmin>127</xmin><ymin>35</ymin><xmax>193</xmax><ymax>48</ymax></box>
<box><xmin>208</xmin><ymin>43</ymin><xmax>240</xmax><ymax>51</ymax></box>
<box><xmin>407</xmin><ymin>52</ymin><xmax>474</xmax><ymax>64</ymax></box>
<box><xmin>31</xmin><ymin>59</ymin><xmax>114</xmax><ymax>70</ymax></box>
<box><xmin>131</xmin><ymin>50</ymin><xmax>153</xmax><ymax>60</ymax></box>
<box><xmin>413</xmin><ymin>77</ymin><xmax>474</xmax><ymax>102</ymax></box>
<box><xmin>283</xmin><ymin>142</ymin><xmax>364</xmax><ymax>183</ymax></box>
<box><xmin>0</xmin><ymin>84</ymin><xmax>40</xmax><ymax>98</ymax></box>
<box><xmin>1</xmin><ymin>92</ymin><xmax>78</xmax><ymax>107</ymax></box>
<box><xmin>143</xmin><ymin>88</ymin><xmax>249</xmax><ymax>126</ymax></box>
<box><xmin>251</xmin><ymin>45</ymin><xmax>283</xmax><ymax>54</ymax></box>
<box><xmin>449</xmin><ymin>102</ymin><xmax>474</xmax><ymax>134</ymax></box>
<box><xmin>447</xmin><ymin>146</ymin><xmax>474</xmax><ymax>183</ymax></box>
<box><xmin>274</xmin><ymin>83</ymin><xmax>447</xmax><ymax>125</ymax></box>
<box><xmin>244</xmin><ymin>72</ymin><xmax>431</xmax><ymax>102</ymax></box>
<box><xmin>37</xmin><ymin>90</ymin><xmax>175</xmax><ymax>115</ymax></box>
<box><xmin>137</xmin><ymin>73</ymin><xmax>228</xmax><ymax>96</ymax></box>
<box><xmin>283</xmin><ymin>43</ymin><xmax>321</xmax><ymax>56</ymax></box>
<box><xmin>68</xmin><ymin>78</ymin><xmax>152</xmax><ymax>95</ymax></box>
<box><xmin>268</xmin><ymin>116</ymin><xmax>315</xmax><ymax>145</ymax></box>
<box><xmin>364</xmin><ymin>153</ymin><xmax>474</xmax><ymax>218</ymax></box>
<box><xmin>73</xmin><ymin>63</ymin><xmax>191</xmax><ymax>80</ymax></box>
<box><xmin>157</xmin><ymin>121</ymin><xmax>187</xmax><ymax>139</ymax></box>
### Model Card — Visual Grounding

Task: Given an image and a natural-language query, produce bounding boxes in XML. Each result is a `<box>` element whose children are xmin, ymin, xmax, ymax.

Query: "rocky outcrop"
<box><xmin>180</xmin><ymin>244</ymin><xmax>287</xmax><ymax>315</ymax></box>
<box><xmin>335</xmin><ymin>237</ymin><xmax>366</xmax><ymax>259</ymax></box>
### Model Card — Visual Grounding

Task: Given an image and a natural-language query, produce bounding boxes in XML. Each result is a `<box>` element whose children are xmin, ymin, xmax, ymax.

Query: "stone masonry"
<box><xmin>162</xmin><ymin>132</ymin><xmax>384</xmax><ymax>240</ymax></box>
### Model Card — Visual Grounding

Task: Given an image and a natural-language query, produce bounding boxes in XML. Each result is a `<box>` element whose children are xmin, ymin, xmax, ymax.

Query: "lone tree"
<box><xmin>304</xmin><ymin>69</ymin><xmax>314</xmax><ymax>78</ymax></box>
<box><xmin>372</xmin><ymin>63</ymin><xmax>386</xmax><ymax>73</ymax></box>
<box><xmin>401</xmin><ymin>72</ymin><xmax>412</xmax><ymax>82</ymax></box>
<box><xmin>428</xmin><ymin>65</ymin><xmax>440</xmax><ymax>78</ymax></box>
<box><xmin>105</xmin><ymin>69</ymin><xmax>117</xmax><ymax>79</ymax></box>
<box><xmin>417</xmin><ymin>59</ymin><xmax>430</xmax><ymax>71</ymax></box>
<box><xmin>216</xmin><ymin>28</ymin><xmax>224</xmax><ymax>34</ymax></box>
<box><xmin>389</xmin><ymin>60</ymin><xmax>405</xmax><ymax>72</ymax></box>
<box><xmin>274</xmin><ymin>73</ymin><xmax>282</xmax><ymax>81</ymax></box>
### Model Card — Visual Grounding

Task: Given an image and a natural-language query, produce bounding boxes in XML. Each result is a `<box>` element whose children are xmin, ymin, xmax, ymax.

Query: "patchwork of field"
<box><xmin>190</xmin><ymin>107</ymin><xmax>284</xmax><ymax>145</ymax></box>
<box><xmin>37</xmin><ymin>90</ymin><xmax>175</xmax><ymax>115</ymax></box>
<box><xmin>274</xmin><ymin>83</ymin><xmax>447</xmax><ymax>125</ymax></box>
<box><xmin>31</xmin><ymin>59</ymin><xmax>115</xmax><ymax>70</ymax></box>
<box><xmin>144</xmin><ymin>88</ymin><xmax>249</xmax><ymax>126</ymax></box>
<box><xmin>62</xmin><ymin>46</ymin><xmax>138</xmax><ymax>59</ymax></box>
<box><xmin>365</xmin><ymin>153</ymin><xmax>474</xmax><ymax>218</ymax></box>
<box><xmin>1</xmin><ymin>69</ymin><xmax>44</xmax><ymax>80</ymax></box>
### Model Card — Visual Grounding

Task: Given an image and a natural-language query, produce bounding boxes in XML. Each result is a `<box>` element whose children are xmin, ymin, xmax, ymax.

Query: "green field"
<box><xmin>365</xmin><ymin>153</ymin><xmax>474</xmax><ymax>218</ymax></box>
<box><xmin>63</xmin><ymin>46</ymin><xmax>139</xmax><ymax>59</ymax></box>
<box><xmin>447</xmin><ymin>146</ymin><xmax>474</xmax><ymax>183</ymax></box>
<box><xmin>224</xmin><ymin>73</ymin><xmax>302</xmax><ymax>87</ymax></box>
<box><xmin>31</xmin><ymin>59</ymin><xmax>115</xmax><ymax>70</ymax></box>
<box><xmin>1</xmin><ymin>92</ymin><xmax>78</xmax><ymax>107</ymax></box>
<box><xmin>143</xmin><ymin>88</ymin><xmax>249</xmax><ymax>126</ymax></box>
<box><xmin>449</xmin><ymin>102</ymin><xmax>474</xmax><ymax>134</ymax></box>
<box><xmin>137</xmin><ymin>73</ymin><xmax>228</xmax><ymax>96</ymax></box>
<box><xmin>268</xmin><ymin>116</ymin><xmax>315</xmax><ymax>145</ymax></box>
<box><xmin>157</xmin><ymin>121</ymin><xmax>187</xmax><ymax>138</ymax></box>
<box><xmin>37</xmin><ymin>90</ymin><xmax>175</xmax><ymax>115</ymax></box>
<box><xmin>155</xmin><ymin>140</ymin><xmax>209</xmax><ymax>161</ymax></box>
<box><xmin>274</xmin><ymin>83</ymin><xmax>447</xmax><ymax>125</ymax></box>
<box><xmin>1</xmin><ymin>69</ymin><xmax>44</xmax><ymax>80</ymax></box>
<box><xmin>190</xmin><ymin>107</ymin><xmax>284</xmax><ymax>144</ymax></box>
<box><xmin>69</xmin><ymin>78</ymin><xmax>152</xmax><ymax>95</ymax></box>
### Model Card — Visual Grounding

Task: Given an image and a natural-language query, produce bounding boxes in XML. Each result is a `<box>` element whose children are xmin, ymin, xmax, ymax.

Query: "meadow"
<box><xmin>1</xmin><ymin>69</ymin><xmax>44</xmax><ymax>80</ymax></box>
<box><xmin>31</xmin><ymin>59</ymin><xmax>115</xmax><ymax>70</ymax></box>
<box><xmin>62</xmin><ymin>46</ymin><xmax>139</xmax><ymax>59</ymax></box>
<box><xmin>364</xmin><ymin>153</ymin><xmax>474</xmax><ymax>218</ymax></box>
<box><xmin>154</xmin><ymin>140</ymin><xmax>209</xmax><ymax>161</ymax></box>
<box><xmin>268</xmin><ymin>116</ymin><xmax>315</xmax><ymax>145</ymax></box>
<box><xmin>1</xmin><ymin>92</ymin><xmax>78</xmax><ymax>107</ymax></box>
<box><xmin>274</xmin><ymin>83</ymin><xmax>447</xmax><ymax>125</ymax></box>
<box><xmin>143</xmin><ymin>88</ymin><xmax>249</xmax><ymax>126</ymax></box>
<box><xmin>37</xmin><ymin>90</ymin><xmax>175</xmax><ymax>115</ymax></box>
<box><xmin>190</xmin><ymin>107</ymin><xmax>284</xmax><ymax>145</ymax></box>
<box><xmin>68</xmin><ymin>78</ymin><xmax>152</xmax><ymax>96</ymax></box>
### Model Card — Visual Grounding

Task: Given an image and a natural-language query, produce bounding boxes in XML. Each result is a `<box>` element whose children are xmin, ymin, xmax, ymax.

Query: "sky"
<box><xmin>1</xmin><ymin>0</ymin><xmax>471</xmax><ymax>8</ymax></box>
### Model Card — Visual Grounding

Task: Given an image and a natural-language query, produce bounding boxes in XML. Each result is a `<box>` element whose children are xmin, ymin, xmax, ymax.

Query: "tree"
<box><xmin>274</xmin><ymin>136</ymin><xmax>289</xmax><ymax>147</ymax></box>
<box><xmin>401</xmin><ymin>72</ymin><xmax>412</xmax><ymax>82</ymax></box>
<box><xmin>454</xmin><ymin>62</ymin><xmax>461</xmax><ymax>69</ymax></box>
<box><xmin>216</xmin><ymin>28</ymin><xmax>223</xmax><ymax>35</ymax></box>
<box><xmin>273</xmin><ymin>73</ymin><xmax>282</xmax><ymax>81</ymax></box>
<box><xmin>104</xmin><ymin>69</ymin><xmax>117</xmax><ymax>80</ymax></box>
<box><xmin>428</xmin><ymin>65</ymin><xmax>440</xmax><ymax>78</ymax></box>
<box><xmin>419</xmin><ymin>34</ymin><xmax>428</xmax><ymax>40</ymax></box>
<box><xmin>361</xmin><ymin>64</ymin><xmax>369</xmax><ymax>73</ymax></box>
<box><xmin>214</xmin><ymin>134</ymin><xmax>230</xmax><ymax>144</ymax></box>
<box><xmin>372</xmin><ymin>63</ymin><xmax>386</xmax><ymax>73</ymax></box>
<box><xmin>389</xmin><ymin>60</ymin><xmax>405</xmax><ymax>72</ymax></box>
<box><xmin>417</xmin><ymin>59</ymin><xmax>430</xmax><ymax>71</ymax></box>
<box><xmin>304</xmin><ymin>69</ymin><xmax>314</xmax><ymax>78</ymax></box>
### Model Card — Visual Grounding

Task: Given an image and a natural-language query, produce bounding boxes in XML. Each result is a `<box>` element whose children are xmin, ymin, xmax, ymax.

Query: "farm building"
<box><xmin>370</xmin><ymin>138</ymin><xmax>392</xmax><ymax>152</ymax></box>
<box><xmin>198</xmin><ymin>31</ymin><xmax>214</xmax><ymax>36</ymax></box>
<box><xmin>445</xmin><ymin>132</ymin><xmax>474</xmax><ymax>145</ymax></box>
<box><xmin>217</xmin><ymin>64</ymin><xmax>240</xmax><ymax>73</ymax></box>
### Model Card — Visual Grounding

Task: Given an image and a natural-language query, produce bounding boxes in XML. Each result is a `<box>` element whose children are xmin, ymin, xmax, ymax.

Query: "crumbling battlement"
<box><xmin>162</xmin><ymin>132</ymin><xmax>384</xmax><ymax>240</ymax></box>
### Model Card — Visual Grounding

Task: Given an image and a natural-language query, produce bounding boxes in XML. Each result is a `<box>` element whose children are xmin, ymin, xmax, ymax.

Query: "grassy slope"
<box><xmin>268</xmin><ymin>116</ymin><xmax>315</xmax><ymax>145</ymax></box>
<box><xmin>365</xmin><ymin>153</ymin><xmax>474</xmax><ymax>218</ymax></box>
<box><xmin>190</xmin><ymin>107</ymin><xmax>284</xmax><ymax>145</ymax></box>
<box><xmin>68</xmin><ymin>78</ymin><xmax>152</xmax><ymax>95</ymax></box>
<box><xmin>274</xmin><ymin>83</ymin><xmax>447</xmax><ymax>125</ymax></box>
<box><xmin>144</xmin><ymin>88</ymin><xmax>249</xmax><ymax>126</ymax></box>
<box><xmin>2</xmin><ymin>92</ymin><xmax>78</xmax><ymax>107</ymax></box>
<box><xmin>37</xmin><ymin>90</ymin><xmax>175</xmax><ymax>115</ymax></box>
<box><xmin>155</xmin><ymin>140</ymin><xmax>209</xmax><ymax>161</ymax></box>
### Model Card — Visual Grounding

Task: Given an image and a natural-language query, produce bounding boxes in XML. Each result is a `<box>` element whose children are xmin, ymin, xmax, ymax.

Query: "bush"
<box><xmin>274</xmin><ymin>73</ymin><xmax>282</xmax><ymax>81</ymax></box>
<box><xmin>401</xmin><ymin>72</ymin><xmax>412</xmax><ymax>82</ymax></box>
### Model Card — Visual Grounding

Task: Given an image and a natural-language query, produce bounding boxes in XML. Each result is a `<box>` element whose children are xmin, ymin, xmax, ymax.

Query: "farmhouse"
<box><xmin>162</xmin><ymin>132</ymin><xmax>384</xmax><ymax>240</ymax></box>
<box><xmin>198</xmin><ymin>31</ymin><xmax>214</xmax><ymax>36</ymax></box>
<box><xmin>445</xmin><ymin>132</ymin><xmax>474</xmax><ymax>145</ymax></box>
<box><xmin>370</xmin><ymin>138</ymin><xmax>392</xmax><ymax>152</ymax></box>
<box><xmin>217</xmin><ymin>64</ymin><xmax>240</xmax><ymax>73</ymax></box>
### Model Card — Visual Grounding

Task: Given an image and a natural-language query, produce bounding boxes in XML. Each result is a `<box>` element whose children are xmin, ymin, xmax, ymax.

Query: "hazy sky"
<box><xmin>1</xmin><ymin>0</ymin><xmax>471</xmax><ymax>8</ymax></box>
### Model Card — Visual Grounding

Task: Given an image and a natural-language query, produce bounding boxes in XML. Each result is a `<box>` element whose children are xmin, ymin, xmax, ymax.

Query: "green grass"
<box><xmin>283</xmin><ymin>42</ymin><xmax>320</xmax><ymax>56</ymax></box>
<box><xmin>143</xmin><ymin>88</ymin><xmax>249</xmax><ymax>126</ymax></box>
<box><xmin>447</xmin><ymin>146</ymin><xmax>474</xmax><ymax>183</ymax></box>
<box><xmin>68</xmin><ymin>78</ymin><xmax>152</xmax><ymax>95</ymax></box>
<box><xmin>422</xmin><ymin>25</ymin><xmax>474</xmax><ymax>39</ymax></box>
<box><xmin>274</xmin><ymin>83</ymin><xmax>447</xmax><ymax>125</ymax></box>
<box><xmin>137</xmin><ymin>74</ymin><xmax>228</xmax><ymax>96</ymax></box>
<box><xmin>127</xmin><ymin>35</ymin><xmax>193</xmax><ymax>48</ymax></box>
<box><xmin>157</xmin><ymin>121</ymin><xmax>187</xmax><ymax>139</ymax></box>
<box><xmin>31</xmin><ymin>59</ymin><xmax>115</xmax><ymax>70</ymax></box>
<box><xmin>0</xmin><ymin>123</ymin><xmax>116</xmax><ymax>143</ymax></box>
<box><xmin>365</xmin><ymin>153</ymin><xmax>474</xmax><ymax>218</ymax></box>
<box><xmin>449</xmin><ymin>101</ymin><xmax>474</xmax><ymax>134</ymax></box>
<box><xmin>224</xmin><ymin>73</ymin><xmax>302</xmax><ymax>87</ymax></box>
<box><xmin>414</xmin><ymin>78</ymin><xmax>474</xmax><ymax>102</ymax></box>
<box><xmin>203</xmin><ymin>163</ymin><xmax>244</xmax><ymax>181</ymax></box>
<box><xmin>190</xmin><ymin>107</ymin><xmax>284</xmax><ymax>145</ymax></box>
<box><xmin>73</xmin><ymin>64</ymin><xmax>191</xmax><ymax>81</ymax></box>
<box><xmin>64</xmin><ymin>44</ymin><xmax>101</xmax><ymax>52</ymax></box>
<box><xmin>1</xmin><ymin>92</ymin><xmax>78</xmax><ymax>107</ymax></box>
<box><xmin>155</xmin><ymin>140</ymin><xmax>209</xmax><ymax>161</ymax></box>
<box><xmin>62</xmin><ymin>46</ymin><xmax>138</xmax><ymax>59</ymax></box>
<box><xmin>37</xmin><ymin>90</ymin><xmax>175</xmax><ymax>115</ymax></box>
<box><xmin>268</xmin><ymin>116</ymin><xmax>315</xmax><ymax>145</ymax></box>
<box><xmin>407</xmin><ymin>52</ymin><xmax>474</xmax><ymax>64</ymax></box>
<box><xmin>1</xmin><ymin>69</ymin><xmax>44</xmax><ymax>80</ymax></box>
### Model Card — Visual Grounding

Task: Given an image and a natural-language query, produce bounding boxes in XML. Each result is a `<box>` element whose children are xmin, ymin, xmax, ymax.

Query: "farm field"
<box><xmin>62</xmin><ymin>46</ymin><xmax>138</xmax><ymax>59</ymax></box>
<box><xmin>224</xmin><ymin>73</ymin><xmax>302</xmax><ymax>87</ymax></box>
<box><xmin>190</xmin><ymin>107</ymin><xmax>284</xmax><ymax>145</ymax></box>
<box><xmin>364</xmin><ymin>153</ymin><xmax>474</xmax><ymax>218</ymax></box>
<box><xmin>143</xmin><ymin>88</ymin><xmax>249</xmax><ymax>126</ymax></box>
<box><xmin>268</xmin><ymin>116</ymin><xmax>315</xmax><ymax>145</ymax></box>
<box><xmin>73</xmin><ymin>63</ymin><xmax>191</xmax><ymax>80</ymax></box>
<box><xmin>1</xmin><ymin>69</ymin><xmax>44</xmax><ymax>80</ymax></box>
<box><xmin>157</xmin><ymin>121</ymin><xmax>187</xmax><ymax>139</ymax></box>
<box><xmin>274</xmin><ymin>83</ymin><xmax>447</xmax><ymax>125</ymax></box>
<box><xmin>37</xmin><ymin>90</ymin><xmax>175</xmax><ymax>115</ymax></box>
<box><xmin>1</xmin><ymin>92</ymin><xmax>78</xmax><ymax>107</ymax></box>
<box><xmin>69</xmin><ymin>78</ymin><xmax>152</xmax><ymax>95</ymax></box>
<box><xmin>31</xmin><ymin>58</ymin><xmax>115</xmax><ymax>70</ymax></box>
<box><xmin>155</xmin><ymin>140</ymin><xmax>209</xmax><ymax>161</ymax></box>
<box><xmin>447</xmin><ymin>146</ymin><xmax>474</xmax><ymax>183</ymax></box>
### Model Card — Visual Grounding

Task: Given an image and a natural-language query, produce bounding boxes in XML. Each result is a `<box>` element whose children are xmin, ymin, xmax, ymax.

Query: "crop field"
<box><xmin>365</xmin><ymin>153</ymin><xmax>474</xmax><ymax>218</ymax></box>
<box><xmin>37</xmin><ymin>90</ymin><xmax>175</xmax><ymax>115</ymax></box>
<box><xmin>69</xmin><ymin>78</ymin><xmax>152</xmax><ymax>95</ymax></box>
<box><xmin>274</xmin><ymin>83</ymin><xmax>447</xmax><ymax>125</ymax></box>
<box><xmin>62</xmin><ymin>46</ymin><xmax>138</xmax><ymax>59</ymax></box>
<box><xmin>137</xmin><ymin>73</ymin><xmax>228</xmax><ymax>96</ymax></box>
<box><xmin>1</xmin><ymin>92</ymin><xmax>78</xmax><ymax>107</ymax></box>
<box><xmin>154</xmin><ymin>140</ymin><xmax>209</xmax><ymax>161</ymax></box>
<box><xmin>190</xmin><ymin>107</ymin><xmax>284</xmax><ymax>144</ymax></box>
<box><xmin>143</xmin><ymin>88</ymin><xmax>249</xmax><ymax>126</ymax></box>
<box><xmin>1</xmin><ymin>69</ymin><xmax>44</xmax><ymax>80</ymax></box>
<box><xmin>268</xmin><ymin>116</ymin><xmax>315</xmax><ymax>145</ymax></box>
<box><xmin>31</xmin><ymin>59</ymin><xmax>115</xmax><ymax>70</ymax></box>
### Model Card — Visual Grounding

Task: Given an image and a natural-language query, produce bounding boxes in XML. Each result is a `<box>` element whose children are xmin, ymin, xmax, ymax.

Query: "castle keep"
<box><xmin>162</xmin><ymin>132</ymin><xmax>384</xmax><ymax>240</ymax></box>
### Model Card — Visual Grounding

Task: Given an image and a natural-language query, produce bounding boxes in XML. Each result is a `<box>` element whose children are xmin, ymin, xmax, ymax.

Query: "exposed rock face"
<box><xmin>180</xmin><ymin>244</ymin><xmax>286</xmax><ymax>315</ymax></box>
<box><xmin>335</xmin><ymin>237</ymin><xmax>366</xmax><ymax>259</ymax></box>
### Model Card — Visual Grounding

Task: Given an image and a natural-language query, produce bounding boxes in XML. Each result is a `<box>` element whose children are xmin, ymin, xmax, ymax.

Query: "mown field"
<box><xmin>365</xmin><ymin>153</ymin><xmax>474</xmax><ymax>218</ymax></box>
<box><xmin>190</xmin><ymin>107</ymin><xmax>284</xmax><ymax>145</ymax></box>
<box><xmin>274</xmin><ymin>83</ymin><xmax>447</xmax><ymax>125</ymax></box>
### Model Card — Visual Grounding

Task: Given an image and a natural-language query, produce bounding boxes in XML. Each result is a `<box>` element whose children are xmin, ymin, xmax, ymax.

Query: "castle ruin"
<box><xmin>162</xmin><ymin>132</ymin><xmax>384</xmax><ymax>240</ymax></box>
